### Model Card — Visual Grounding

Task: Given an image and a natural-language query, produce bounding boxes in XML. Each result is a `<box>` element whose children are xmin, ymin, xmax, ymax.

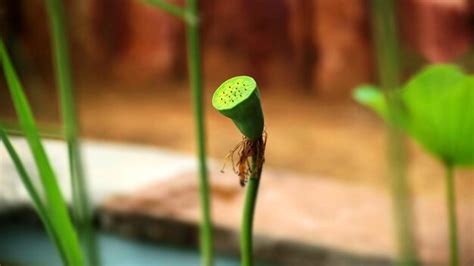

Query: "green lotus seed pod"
<box><xmin>212</xmin><ymin>76</ymin><xmax>264</xmax><ymax>140</ymax></box>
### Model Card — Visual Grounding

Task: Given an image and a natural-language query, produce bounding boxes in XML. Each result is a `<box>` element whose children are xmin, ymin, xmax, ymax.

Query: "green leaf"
<box><xmin>354</xmin><ymin>64</ymin><xmax>474</xmax><ymax>167</ymax></box>
<box><xmin>353</xmin><ymin>85</ymin><xmax>388</xmax><ymax>119</ymax></box>
<box><xmin>403</xmin><ymin>65</ymin><xmax>473</xmax><ymax>166</ymax></box>
<box><xmin>0</xmin><ymin>39</ymin><xmax>84</xmax><ymax>265</ymax></box>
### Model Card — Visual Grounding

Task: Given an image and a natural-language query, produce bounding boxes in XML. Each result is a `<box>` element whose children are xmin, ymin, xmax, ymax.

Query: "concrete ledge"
<box><xmin>0</xmin><ymin>138</ymin><xmax>197</xmax><ymax>211</ymax></box>
<box><xmin>99</xmin><ymin>207</ymin><xmax>391</xmax><ymax>266</ymax></box>
<box><xmin>1</xmin><ymin>139</ymin><xmax>473</xmax><ymax>265</ymax></box>
<box><xmin>101</xmin><ymin>170</ymin><xmax>473</xmax><ymax>265</ymax></box>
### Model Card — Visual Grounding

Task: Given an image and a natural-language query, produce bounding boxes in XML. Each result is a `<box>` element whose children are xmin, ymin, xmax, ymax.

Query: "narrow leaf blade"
<box><xmin>0</xmin><ymin>40</ymin><xmax>84</xmax><ymax>265</ymax></box>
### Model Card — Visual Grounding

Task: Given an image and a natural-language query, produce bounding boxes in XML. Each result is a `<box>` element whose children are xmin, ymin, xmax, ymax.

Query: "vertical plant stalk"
<box><xmin>371</xmin><ymin>0</ymin><xmax>419</xmax><ymax>265</ymax></box>
<box><xmin>141</xmin><ymin>1</ymin><xmax>212</xmax><ymax>264</ymax></box>
<box><xmin>44</xmin><ymin>0</ymin><xmax>99</xmax><ymax>265</ymax></box>
<box><xmin>185</xmin><ymin>0</ymin><xmax>214</xmax><ymax>265</ymax></box>
<box><xmin>445</xmin><ymin>165</ymin><xmax>459</xmax><ymax>266</ymax></box>
<box><xmin>212</xmin><ymin>75</ymin><xmax>266</xmax><ymax>266</ymax></box>
<box><xmin>241</xmin><ymin>155</ymin><xmax>263</xmax><ymax>266</ymax></box>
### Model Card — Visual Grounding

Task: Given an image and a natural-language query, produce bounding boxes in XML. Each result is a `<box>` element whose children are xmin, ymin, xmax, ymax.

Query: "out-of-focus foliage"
<box><xmin>0</xmin><ymin>39</ymin><xmax>84</xmax><ymax>265</ymax></box>
<box><xmin>354</xmin><ymin>65</ymin><xmax>474</xmax><ymax>167</ymax></box>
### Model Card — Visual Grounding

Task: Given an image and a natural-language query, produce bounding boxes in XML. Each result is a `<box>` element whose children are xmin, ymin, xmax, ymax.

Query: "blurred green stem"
<box><xmin>371</xmin><ymin>0</ymin><xmax>418</xmax><ymax>265</ymax></box>
<box><xmin>44</xmin><ymin>0</ymin><xmax>99</xmax><ymax>265</ymax></box>
<box><xmin>445</xmin><ymin>165</ymin><xmax>459</xmax><ymax>266</ymax></box>
<box><xmin>144</xmin><ymin>0</ymin><xmax>186</xmax><ymax>18</ymax></box>
<box><xmin>141</xmin><ymin>0</ymin><xmax>212</xmax><ymax>264</ymax></box>
<box><xmin>241</xmin><ymin>156</ymin><xmax>262</xmax><ymax>266</ymax></box>
<box><xmin>1</xmin><ymin>119</ymin><xmax>64</xmax><ymax>139</ymax></box>
<box><xmin>185</xmin><ymin>0</ymin><xmax>214</xmax><ymax>265</ymax></box>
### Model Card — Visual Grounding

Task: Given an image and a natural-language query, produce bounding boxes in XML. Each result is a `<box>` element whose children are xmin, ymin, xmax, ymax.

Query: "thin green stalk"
<box><xmin>185</xmin><ymin>1</ymin><xmax>214</xmax><ymax>265</ymax></box>
<box><xmin>0</xmin><ymin>127</ymin><xmax>67</xmax><ymax>263</ymax></box>
<box><xmin>370</xmin><ymin>0</ymin><xmax>419</xmax><ymax>265</ymax></box>
<box><xmin>0</xmin><ymin>39</ymin><xmax>84</xmax><ymax>266</ymax></box>
<box><xmin>143</xmin><ymin>0</ymin><xmax>213</xmax><ymax>264</ymax></box>
<box><xmin>44</xmin><ymin>0</ymin><xmax>99</xmax><ymax>265</ymax></box>
<box><xmin>241</xmin><ymin>157</ymin><xmax>262</xmax><ymax>266</ymax></box>
<box><xmin>5</xmin><ymin>127</ymin><xmax>64</xmax><ymax>140</ymax></box>
<box><xmin>144</xmin><ymin>0</ymin><xmax>187</xmax><ymax>18</ymax></box>
<box><xmin>212</xmin><ymin>77</ymin><xmax>265</xmax><ymax>266</ymax></box>
<box><xmin>444</xmin><ymin>165</ymin><xmax>459</xmax><ymax>266</ymax></box>
<box><xmin>1</xmin><ymin>119</ymin><xmax>64</xmax><ymax>139</ymax></box>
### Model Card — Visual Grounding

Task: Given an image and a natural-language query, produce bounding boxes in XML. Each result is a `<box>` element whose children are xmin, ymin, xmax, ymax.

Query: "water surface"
<box><xmin>0</xmin><ymin>224</ymin><xmax>241</xmax><ymax>266</ymax></box>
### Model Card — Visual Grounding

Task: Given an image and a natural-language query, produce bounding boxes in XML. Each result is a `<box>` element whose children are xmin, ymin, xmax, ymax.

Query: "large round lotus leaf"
<box><xmin>353</xmin><ymin>64</ymin><xmax>474</xmax><ymax>167</ymax></box>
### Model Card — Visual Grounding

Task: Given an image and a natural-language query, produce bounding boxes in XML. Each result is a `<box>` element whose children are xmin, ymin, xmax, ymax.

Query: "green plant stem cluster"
<box><xmin>0</xmin><ymin>0</ymin><xmax>99</xmax><ymax>264</ymax></box>
<box><xmin>0</xmin><ymin>40</ymin><xmax>84</xmax><ymax>266</ymax></box>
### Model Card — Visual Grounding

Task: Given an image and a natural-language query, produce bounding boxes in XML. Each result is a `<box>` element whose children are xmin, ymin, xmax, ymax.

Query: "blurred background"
<box><xmin>1</xmin><ymin>0</ymin><xmax>473</xmax><ymax>190</ymax></box>
<box><xmin>0</xmin><ymin>0</ymin><xmax>473</xmax><ymax>265</ymax></box>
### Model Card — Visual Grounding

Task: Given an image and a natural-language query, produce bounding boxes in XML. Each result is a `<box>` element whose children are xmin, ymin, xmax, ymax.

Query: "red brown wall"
<box><xmin>4</xmin><ymin>0</ymin><xmax>473</xmax><ymax>97</ymax></box>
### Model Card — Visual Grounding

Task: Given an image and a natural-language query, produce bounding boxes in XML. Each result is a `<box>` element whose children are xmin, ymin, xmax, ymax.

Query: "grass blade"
<box><xmin>0</xmin><ymin>127</ymin><xmax>68</xmax><ymax>263</ymax></box>
<box><xmin>44</xmin><ymin>0</ymin><xmax>99</xmax><ymax>265</ymax></box>
<box><xmin>1</xmin><ymin>119</ymin><xmax>64</xmax><ymax>139</ymax></box>
<box><xmin>0</xmin><ymin>39</ymin><xmax>84</xmax><ymax>266</ymax></box>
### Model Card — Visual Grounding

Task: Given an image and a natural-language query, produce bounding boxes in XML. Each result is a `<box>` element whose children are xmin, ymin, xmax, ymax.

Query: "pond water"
<box><xmin>0</xmin><ymin>224</ymin><xmax>242</xmax><ymax>266</ymax></box>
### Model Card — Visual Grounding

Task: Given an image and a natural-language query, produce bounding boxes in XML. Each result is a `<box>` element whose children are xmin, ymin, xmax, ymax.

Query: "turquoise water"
<box><xmin>0</xmin><ymin>224</ymin><xmax>241</xmax><ymax>266</ymax></box>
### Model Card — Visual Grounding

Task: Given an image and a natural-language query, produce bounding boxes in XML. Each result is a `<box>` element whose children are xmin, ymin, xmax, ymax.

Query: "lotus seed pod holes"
<box><xmin>212</xmin><ymin>76</ymin><xmax>256</xmax><ymax>110</ymax></box>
